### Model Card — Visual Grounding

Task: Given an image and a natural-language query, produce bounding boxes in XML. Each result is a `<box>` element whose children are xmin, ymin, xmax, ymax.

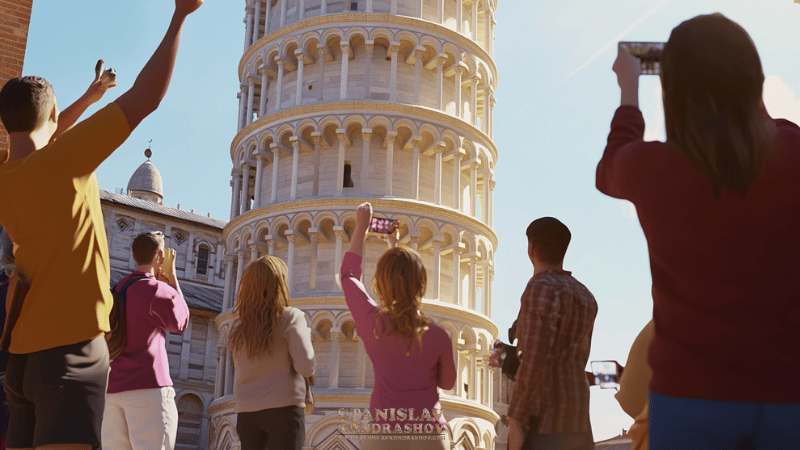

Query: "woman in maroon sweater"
<box><xmin>597</xmin><ymin>13</ymin><xmax>800</xmax><ymax>449</ymax></box>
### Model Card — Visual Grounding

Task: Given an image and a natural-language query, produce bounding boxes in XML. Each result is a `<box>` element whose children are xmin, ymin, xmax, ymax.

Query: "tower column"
<box><xmin>489</xmin><ymin>176</ymin><xmax>496</xmax><ymax>227</ymax></box>
<box><xmin>259</xmin><ymin>67</ymin><xmax>269</xmax><ymax>117</ymax></box>
<box><xmin>411</xmin><ymin>137</ymin><xmax>421</xmax><ymax>200</ymax></box>
<box><xmin>339</xmin><ymin>43</ymin><xmax>350</xmax><ymax>99</ymax></box>
<box><xmin>223</xmin><ymin>254</ymin><xmax>235</xmax><ymax>309</ymax></box>
<box><xmin>246</xmin><ymin>78</ymin><xmax>256</xmax><ymax>125</ymax></box>
<box><xmin>214</xmin><ymin>345</ymin><xmax>225</xmax><ymax>398</ymax></box>
<box><xmin>438</xmin><ymin>0</ymin><xmax>444</xmax><ymax>24</ymax></box>
<box><xmin>290</xmin><ymin>137</ymin><xmax>300</xmax><ymax>199</ymax></box>
<box><xmin>312</xmin><ymin>132</ymin><xmax>322</xmax><ymax>196</ymax></box>
<box><xmin>329</xmin><ymin>329</ymin><xmax>341</xmax><ymax>388</ymax></box>
<box><xmin>321</xmin><ymin>0</ymin><xmax>327</xmax><ymax>14</ymax></box>
<box><xmin>390</xmin><ymin>0</ymin><xmax>397</xmax><ymax>15</ymax></box>
<box><xmin>295</xmin><ymin>49</ymin><xmax>308</xmax><ymax>106</ymax></box>
<box><xmin>230</xmin><ymin>169</ymin><xmax>242</xmax><ymax>220</ymax></box>
<box><xmin>431</xmin><ymin>241</ymin><xmax>442</xmax><ymax>300</ymax></box>
<box><xmin>453</xmin><ymin>150</ymin><xmax>462</xmax><ymax>210</ymax></box>
<box><xmin>240</xmin><ymin>161</ymin><xmax>251</xmax><ymax>214</ymax></box>
<box><xmin>454</xmin><ymin>65</ymin><xmax>463</xmax><ymax>118</ymax></box>
<box><xmin>244</xmin><ymin>2</ymin><xmax>254</xmax><ymax>51</ymax></box>
<box><xmin>468</xmin><ymin>253</ymin><xmax>477</xmax><ymax>310</ymax></box>
<box><xmin>469</xmin><ymin>159</ymin><xmax>478</xmax><ymax>217</ymax></box>
<box><xmin>471</xmin><ymin>0</ymin><xmax>478</xmax><ymax>41</ymax></box>
<box><xmin>361</xmin><ymin>128</ymin><xmax>372</xmax><ymax>194</ymax></box>
<box><xmin>481</xmin><ymin>169</ymin><xmax>490</xmax><ymax>223</ymax></box>
<box><xmin>235</xmin><ymin>249</ymin><xmax>246</xmax><ymax>300</ymax></box>
<box><xmin>388</xmin><ymin>42</ymin><xmax>399</xmax><ymax>102</ymax></box>
<box><xmin>270</xmin><ymin>144</ymin><xmax>280</xmax><ymax>203</ymax></box>
<box><xmin>481</xmin><ymin>261</ymin><xmax>490</xmax><ymax>316</ymax></box>
<box><xmin>334</xmin><ymin>226</ymin><xmax>345</xmax><ymax>290</ymax></box>
<box><xmin>470</xmin><ymin>77</ymin><xmax>479</xmax><ymax>125</ymax></box>
<box><xmin>237</xmin><ymin>82</ymin><xmax>248</xmax><ymax>131</ymax></box>
<box><xmin>308</xmin><ymin>229</ymin><xmax>319</xmax><ymax>290</ymax></box>
<box><xmin>250</xmin><ymin>243</ymin><xmax>259</xmax><ymax>263</ymax></box>
<box><xmin>435</xmin><ymin>54</ymin><xmax>445</xmax><ymax>110</ymax></box>
<box><xmin>452</xmin><ymin>246</ymin><xmax>462</xmax><ymax>306</ymax></box>
<box><xmin>275</xmin><ymin>58</ymin><xmax>285</xmax><ymax>110</ymax></box>
<box><xmin>364</xmin><ymin>41</ymin><xmax>373</xmax><ymax>99</ymax></box>
<box><xmin>279</xmin><ymin>0</ymin><xmax>287</xmax><ymax>28</ymax></box>
<box><xmin>469</xmin><ymin>348</ymin><xmax>478</xmax><ymax>400</ymax></box>
<box><xmin>336</xmin><ymin>129</ymin><xmax>347</xmax><ymax>195</ymax></box>
<box><xmin>384</xmin><ymin>131</ymin><xmax>397</xmax><ymax>196</ymax></box>
<box><xmin>366</xmin><ymin>0</ymin><xmax>373</xmax><ymax>13</ymax></box>
<box><xmin>317</xmin><ymin>44</ymin><xmax>329</xmax><ymax>101</ymax></box>
<box><xmin>286</xmin><ymin>232</ymin><xmax>296</xmax><ymax>289</ymax></box>
<box><xmin>299</xmin><ymin>0</ymin><xmax>305</xmax><ymax>20</ymax></box>
<box><xmin>254</xmin><ymin>151</ymin><xmax>265</xmax><ymax>208</ymax></box>
<box><xmin>264</xmin><ymin>0</ymin><xmax>272</xmax><ymax>34</ymax></box>
<box><xmin>434</xmin><ymin>144</ymin><xmax>443</xmax><ymax>204</ymax></box>
<box><xmin>413</xmin><ymin>46</ymin><xmax>424</xmax><ymax>104</ymax></box>
<box><xmin>224</xmin><ymin>349</ymin><xmax>234</xmax><ymax>395</ymax></box>
<box><xmin>456</xmin><ymin>0</ymin><xmax>463</xmax><ymax>33</ymax></box>
<box><xmin>252</xmin><ymin>0</ymin><xmax>261</xmax><ymax>43</ymax></box>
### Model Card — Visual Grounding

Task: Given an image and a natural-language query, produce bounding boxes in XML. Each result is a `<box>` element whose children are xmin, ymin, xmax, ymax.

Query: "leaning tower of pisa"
<box><xmin>210</xmin><ymin>1</ymin><xmax>500</xmax><ymax>448</ymax></box>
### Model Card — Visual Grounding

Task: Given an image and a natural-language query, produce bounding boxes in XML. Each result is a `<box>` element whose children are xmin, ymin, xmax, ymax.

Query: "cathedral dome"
<box><xmin>127</xmin><ymin>150</ymin><xmax>164</xmax><ymax>204</ymax></box>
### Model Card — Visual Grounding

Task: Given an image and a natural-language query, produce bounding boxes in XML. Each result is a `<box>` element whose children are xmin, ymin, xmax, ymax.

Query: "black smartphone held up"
<box><xmin>591</xmin><ymin>360</ymin><xmax>621</xmax><ymax>389</ymax></box>
<box><xmin>369</xmin><ymin>217</ymin><xmax>398</xmax><ymax>234</ymax></box>
<box><xmin>620</xmin><ymin>41</ymin><xmax>665</xmax><ymax>75</ymax></box>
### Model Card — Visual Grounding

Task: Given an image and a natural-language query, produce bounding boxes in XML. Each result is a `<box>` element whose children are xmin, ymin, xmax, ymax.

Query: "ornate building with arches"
<box><xmin>100</xmin><ymin>152</ymin><xmax>227</xmax><ymax>450</ymax></box>
<box><xmin>211</xmin><ymin>1</ymin><xmax>502</xmax><ymax>449</ymax></box>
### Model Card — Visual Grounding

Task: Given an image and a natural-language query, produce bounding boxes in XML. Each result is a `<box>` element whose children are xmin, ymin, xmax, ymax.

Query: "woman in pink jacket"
<box><xmin>340</xmin><ymin>202</ymin><xmax>456</xmax><ymax>450</ymax></box>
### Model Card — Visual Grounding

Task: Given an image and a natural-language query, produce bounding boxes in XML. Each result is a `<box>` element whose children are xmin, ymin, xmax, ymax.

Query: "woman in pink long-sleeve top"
<box><xmin>340</xmin><ymin>202</ymin><xmax>456</xmax><ymax>450</ymax></box>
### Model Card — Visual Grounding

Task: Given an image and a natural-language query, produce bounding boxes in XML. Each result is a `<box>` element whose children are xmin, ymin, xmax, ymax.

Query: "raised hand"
<box><xmin>175</xmin><ymin>0</ymin><xmax>204</xmax><ymax>16</ymax></box>
<box><xmin>355</xmin><ymin>202</ymin><xmax>373</xmax><ymax>233</ymax></box>
<box><xmin>613</xmin><ymin>44</ymin><xmax>641</xmax><ymax>107</ymax></box>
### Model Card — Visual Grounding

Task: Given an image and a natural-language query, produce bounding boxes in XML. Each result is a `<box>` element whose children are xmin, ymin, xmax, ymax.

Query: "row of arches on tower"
<box><xmin>243</xmin><ymin>0</ymin><xmax>498</xmax><ymax>57</ymax></box>
<box><xmin>211</xmin><ymin>309</ymin><xmax>497</xmax><ymax>449</ymax></box>
<box><xmin>222</xmin><ymin>209</ymin><xmax>496</xmax><ymax>317</ymax></box>
<box><xmin>237</xmin><ymin>23</ymin><xmax>496</xmax><ymax>136</ymax></box>
<box><xmin>230</xmin><ymin>113</ymin><xmax>496</xmax><ymax>227</ymax></box>
<box><xmin>214</xmin><ymin>308</ymin><xmax>496</xmax><ymax>407</ymax></box>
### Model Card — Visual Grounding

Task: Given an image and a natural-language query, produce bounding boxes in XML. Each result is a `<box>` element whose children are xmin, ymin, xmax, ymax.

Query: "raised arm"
<box><xmin>114</xmin><ymin>0</ymin><xmax>203</xmax><ymax>131</ymax></box>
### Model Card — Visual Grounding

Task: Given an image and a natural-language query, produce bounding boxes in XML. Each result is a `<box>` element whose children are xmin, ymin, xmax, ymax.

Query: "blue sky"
<box><xmin>22</xmin><ymin>0</ymin><xmax>800</xmax><ymax>441</ymax></box>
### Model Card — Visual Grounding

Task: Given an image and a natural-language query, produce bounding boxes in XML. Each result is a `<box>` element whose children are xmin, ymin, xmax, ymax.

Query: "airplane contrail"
<box><xmin>513</xmin><ymin>0</ymin><xmax>674</xmax><ymax>118</ymax></box>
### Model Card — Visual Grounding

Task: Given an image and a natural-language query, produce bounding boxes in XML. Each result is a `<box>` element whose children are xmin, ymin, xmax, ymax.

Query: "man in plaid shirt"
<box><xmin>507</xmin><ymin>217</ymin><xmax>598</xmax><ymax>450</ymax></box>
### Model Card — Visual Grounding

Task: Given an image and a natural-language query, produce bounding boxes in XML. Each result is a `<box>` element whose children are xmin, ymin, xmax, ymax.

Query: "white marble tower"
<box><xmin>210</xmin><ymin>1</ymin><xmax>500</xmax><ymax>448</ymax></box>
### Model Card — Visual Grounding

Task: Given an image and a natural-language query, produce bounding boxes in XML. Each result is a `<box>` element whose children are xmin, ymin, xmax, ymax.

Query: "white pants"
<box><xmin>101</xmin><ymin>386</ymin><xmax>178</xmax><ymax>450</ymax></box>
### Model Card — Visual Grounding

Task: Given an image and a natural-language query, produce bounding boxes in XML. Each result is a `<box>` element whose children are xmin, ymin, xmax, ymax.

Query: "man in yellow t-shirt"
<box><xmin>0</xmin><ymin>2</ymin><xmax>203</xmax><ymax>449</ymax></box>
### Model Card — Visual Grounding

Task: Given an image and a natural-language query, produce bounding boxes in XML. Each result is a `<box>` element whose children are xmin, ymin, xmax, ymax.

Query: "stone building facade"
<box><xmin>211</xmin><ymin>1</ymin><xmax>503</xmax><ymax>449</ymax></box>
<box><xmin>100</xmin><ymin>154</ymin><xmax>227</xmax><ymax>450</ymax></box>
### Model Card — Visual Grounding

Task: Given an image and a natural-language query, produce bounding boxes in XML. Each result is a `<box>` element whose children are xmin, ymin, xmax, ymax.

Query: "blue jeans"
<box><xmin>649</xmin><ymin>392</ymin><xmax>800</xmax><ymax>449</ymax></box>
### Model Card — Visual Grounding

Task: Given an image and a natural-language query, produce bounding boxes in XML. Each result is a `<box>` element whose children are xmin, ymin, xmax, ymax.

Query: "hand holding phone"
<box><xmin>160</xmin><ymin>248</ymin><xmax>177</xmax><ymax>282</ymax></box>
<box><xmin>619</xmin><ymin>41</ymin><xmax>665</xmax><ymax>75</ymax></box>
<box><xmin>369</xmin><ymin>217</ymin><xmax>398</xmax><ymax>234</ymax></box>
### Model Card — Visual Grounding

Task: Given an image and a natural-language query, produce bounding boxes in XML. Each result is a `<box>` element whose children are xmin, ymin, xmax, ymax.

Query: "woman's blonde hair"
<box><xmin>661</xmin><ymin>13</ymin><xmax>775</xmax><ymax>199</ymax></box>
<box><xmin>229</xmin><ymin>255</ymin><xmax>290</xmax><ymax>359</ymax></box>
<box><xmin>371</xmin><ymin>247</ymin><xmax>430</xmax><ymax>353</ymax></box>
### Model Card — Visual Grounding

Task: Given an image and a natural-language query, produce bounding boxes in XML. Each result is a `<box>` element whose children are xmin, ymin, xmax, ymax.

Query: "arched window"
<box><xmin>196</xmin><ymin>245</ymin><xmax>210</xmax><ymax>275</ymax></box>
<box><xmin>176</xmin><ymin>394</ymin><xmax>204</xmax><ymax>450</ymax></box>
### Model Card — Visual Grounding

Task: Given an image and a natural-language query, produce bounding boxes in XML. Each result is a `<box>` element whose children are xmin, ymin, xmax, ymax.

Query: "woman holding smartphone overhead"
<box><xmin>598</xmin><ymin>13</ymin><xmax>800</xmax><ymax>449</ymax></box>
<box><xmin>340</xmin><ymin>202</ymin><xmax>456</xmax><ymax>450</ymax></box>
<box><xmin>229</xmin><ymin>256</ymin><xmax>315</xmax><ymax>450</ymax></box>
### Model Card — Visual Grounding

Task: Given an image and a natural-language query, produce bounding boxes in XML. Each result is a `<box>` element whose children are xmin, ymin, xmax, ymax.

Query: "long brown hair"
<box><xmin>229</xmin><ymin>255</ymin><xmax>290</xmax><ymax>358</ymax></box>
<box><xmin>661</xmin><ymin>13</ymin><xmax>775</xmax><ymax>198</ymax></box>
<box><xmin>371</xmin><ymin>247</ymin><xmax>430</xmax><ymax>353</ymax></box>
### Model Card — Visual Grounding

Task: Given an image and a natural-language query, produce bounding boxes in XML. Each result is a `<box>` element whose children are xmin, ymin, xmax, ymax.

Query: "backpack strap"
<box><xmin>114</xmin><ymin>274</ymin><xmax>149</xmax><ymax>293</ymax></box>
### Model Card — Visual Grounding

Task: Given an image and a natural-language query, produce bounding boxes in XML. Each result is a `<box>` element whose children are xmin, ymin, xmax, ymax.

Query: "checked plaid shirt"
<box><xmin>507</xmin><ymin>269</ymin><xmax>598</xmax><ymax>434</ymax></box>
